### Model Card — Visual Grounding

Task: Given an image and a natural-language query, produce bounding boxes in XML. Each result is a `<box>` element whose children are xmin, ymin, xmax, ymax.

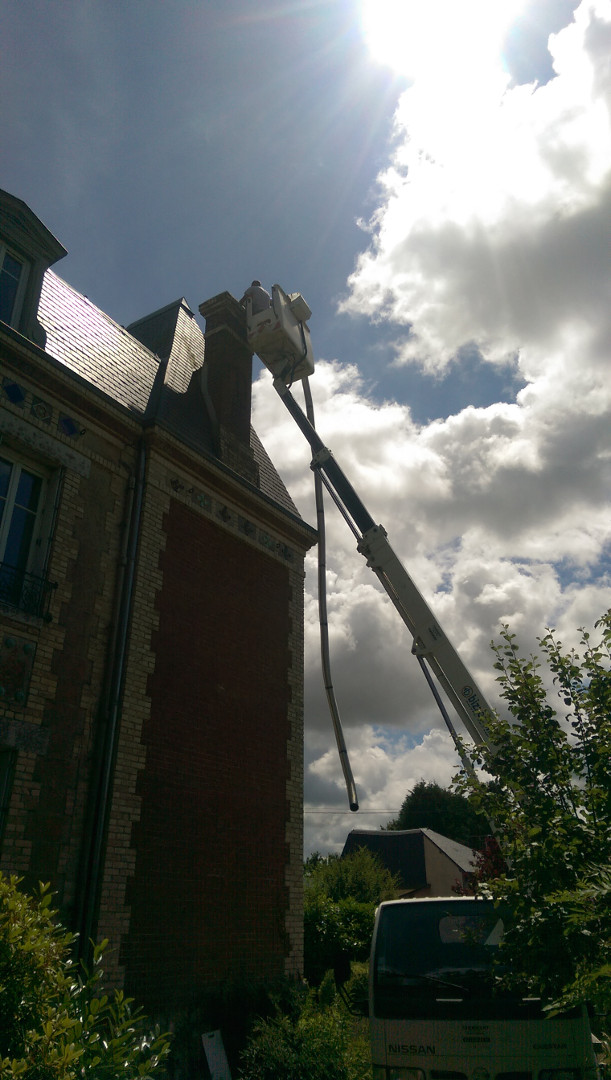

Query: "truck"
<box><xmin>245</xmin><ymin>284</ymin><xmax>600</xmax><ymax>1079</ymax></box>
<box><xmin>369</xmin><ymin>896</ymin><xmax>597</xmax><ymax>1079</ymax></box>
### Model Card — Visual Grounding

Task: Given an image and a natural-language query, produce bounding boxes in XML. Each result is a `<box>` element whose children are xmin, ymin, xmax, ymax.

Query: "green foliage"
<box><xmin>165</xmin><ymin>977</ymin><xmax>305</xmax><ymax>1078</ymax></box>
<box><xmin>304</xmin><ymin>846</ymin><xmax>399</xmax><ymax>904</ymax></box>
<box><xmin>0</xmin><ymin>872</ymin><xmax>170</xmax><ymax>1079</ymax></box>
<box><xmin>303</xmin><ymin>851</ymin><xmax>326</xmax><ymax>874</ymax></box>
<box><xmin>237</xmin><ymin>984</ymin><xmax>371</xmax><ymax>1080</ymax></box>
<box><xmin>386</xmin><ymin>778</ymin><xmax>489</xmax><ymax>847</ymax></box>
<box><xmin>303</xmin><ymin>849</ymin><xmax>399</xmax><ymax>985</ymax></box>
<box><xmin>303</xmin><ymin>894</ymin><xmax>376</xmax><ymax>986</ymax></box>
<box><xmin>458</xmin><ymin>613</ymin><xmax>611</xmax><ymax>1019</ymax></box>
<box><xmin>0</xmin><ymin>873</ymin><xmax>74</xmax><ymax>1063</ymax></box>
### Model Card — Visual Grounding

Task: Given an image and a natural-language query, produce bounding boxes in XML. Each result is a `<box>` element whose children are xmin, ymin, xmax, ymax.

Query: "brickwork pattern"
<box><xmin>0</xmin><ymin>356</ymin><xmax>135</xmax><ymax>925</ymax></box>
<box><xmin>120</xmin><ymin>497</ymin><xmax>295</xmax><ymax>1010</ymax></box>
<box><xmin>94</xmin><ymin>449</ymin><xmax>170</xmax><ymax>988</ymax></box>
<box><xmin>1</xmin><ymin>335</ymin><xmax>311</xmax><ymax>1010</ymax></box>
<box><xmin>284</xmin><ymin>563</ymin><xmax>305</xmax><ymax>978</ymax></box>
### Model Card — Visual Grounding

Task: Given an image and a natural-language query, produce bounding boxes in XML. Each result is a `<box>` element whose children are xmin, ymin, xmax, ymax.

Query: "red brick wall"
<box><xmin>122</xmin><ymin>500</ymin><xmax>292</xmax><ymax>1010</ymax></box>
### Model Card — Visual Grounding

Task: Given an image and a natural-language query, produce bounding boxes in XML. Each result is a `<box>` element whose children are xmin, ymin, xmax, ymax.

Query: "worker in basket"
<box><xmin>240</xmin><ymin>280</ymin><xmax>271</xmax><ymax>314</ymax></box>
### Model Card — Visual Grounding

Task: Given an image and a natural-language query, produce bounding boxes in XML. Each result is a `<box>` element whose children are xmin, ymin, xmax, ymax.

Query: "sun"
<box><xmin>360</xmin><ymin>0</ymin><xmax>525</xmax><ymax>83</ymax></box>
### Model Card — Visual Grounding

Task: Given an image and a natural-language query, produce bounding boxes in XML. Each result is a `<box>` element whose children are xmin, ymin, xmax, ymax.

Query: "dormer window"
<box><xmin>0</xmin><ymin>244</ymin><xmax>28</xmax><ymax>328</ymax></box>
<box><xmin>0</xmin><ymin>189</ymin><xmax>66</xmax><ymax>346</ymax></box>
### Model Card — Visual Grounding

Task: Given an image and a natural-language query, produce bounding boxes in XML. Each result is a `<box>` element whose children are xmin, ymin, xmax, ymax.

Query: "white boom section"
<box><xmin>246</xmin><ymin>287</ymin><xmax>497</xmax><ymax>758</ymax></box>
<box><xmin>356</xmin><ymin>523</ymin><xmax>493</xmax><ymax>749</ymax></box>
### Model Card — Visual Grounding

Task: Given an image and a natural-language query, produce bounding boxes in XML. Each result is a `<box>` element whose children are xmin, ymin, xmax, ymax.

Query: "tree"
<box><xmin>303</xmin><ymin>851</ymin><xmax>326</xmax><ymax>874</ymax></box>
<box><xmin>0</xmin><ymin>873</ymin><xmax>170</xmax><ymax>1079</ymax></box>
<box><xmin>304</xmin><ymin>847</ymin><xmax>398</xmax><ymax>904</ymax></box>
<box><xmin>457</xmin><ymin>613</ymin><xmax>611</xmax><ymax>1017</ymax></box>
<box><xmin>385</xmin><ymin>779</ymin><xmax>489</xmax><ymax>848</ymax></box>
<box><xmin>303</xmin><ymin>849</ymin><xmax>399</xmax><ymax>985</ymax></box>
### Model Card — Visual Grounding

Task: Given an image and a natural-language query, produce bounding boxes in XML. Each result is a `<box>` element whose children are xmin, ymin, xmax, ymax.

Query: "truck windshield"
<box><xmin>373</xmin><ymin>900</ymin><xmax>507</xmax><ymax>1018</ymax></box>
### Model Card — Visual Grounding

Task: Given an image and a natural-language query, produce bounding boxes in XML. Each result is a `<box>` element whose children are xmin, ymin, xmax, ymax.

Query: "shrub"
<box><xmin>165</xmin><ymin>977</ymin><xmax>306</xmax><ymax>1078</ymax></box>
<box><xmin>0</xmin><ymin>872</ymin><xmax>170</xmax><ymax>1079</ymax></box>
<box><xmin>303</xmin><ymin>894</ymin><xmax>376</xmax><ymax>986</ymax></box>
<box><xmin>237</xmin><ymin>986</ymin><xmax>371</xmax><ymax>1080</ymax></box>
<box><xmin>304</xmin><ymin>848</ymin><xmax>398</xmax><ymax>986</ymax></box>
<box><xmin>304</xmin><ymin>847</ymin><xmax>398</xmax><ymax>904</ymax></box>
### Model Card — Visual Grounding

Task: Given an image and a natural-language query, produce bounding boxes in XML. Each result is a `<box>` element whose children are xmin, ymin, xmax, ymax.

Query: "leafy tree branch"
<box><xmin>457</xmin><ymin>612</ymin><xmax>611</xmax><ymax>1020</ymax></box>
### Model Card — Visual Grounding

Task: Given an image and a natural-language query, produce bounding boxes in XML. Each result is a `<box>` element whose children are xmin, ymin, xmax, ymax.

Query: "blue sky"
<box><xmin>2</xmin><ymin>0</ymin><xmax>574</xmax><ymax>420</ymax></box>
<box><xmin>3</xmin><ymin>0</ymin><xmax>610</xmax><ymax>854</ymax></box>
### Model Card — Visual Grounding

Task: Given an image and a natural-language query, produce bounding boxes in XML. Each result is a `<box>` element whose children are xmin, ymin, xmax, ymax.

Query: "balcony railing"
<box><xmin>0</xmin><ymin>563</ymin><xmax>57</xmax><ymax>621</ymax></box>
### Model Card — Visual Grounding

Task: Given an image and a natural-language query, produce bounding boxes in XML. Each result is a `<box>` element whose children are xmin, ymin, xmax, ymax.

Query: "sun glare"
<box><xmin>360</xmin><ymin>0</ymin><xmax>525</xmax><ymax>83</ymax></box>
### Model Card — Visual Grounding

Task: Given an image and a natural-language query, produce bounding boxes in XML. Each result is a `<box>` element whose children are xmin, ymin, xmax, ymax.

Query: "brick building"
<box><xmin>0</xmin><ymin>188</ymin><xmax>316</xmax><ymax>1012</ymax></box>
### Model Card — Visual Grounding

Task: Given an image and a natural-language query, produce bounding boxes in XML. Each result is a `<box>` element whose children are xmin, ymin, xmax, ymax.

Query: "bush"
<box><xmin>165</xmin><ymin>977</ymin><xmax>306</xmax><ymax>1078</ymax></box>
<box><xmin>0</xmin><ymin>872</ymin><xmax>170</xmax><ymax>1079</ymax></box>
<box><xmin>303</xmin><ymin>894</ymin><xmax>376</xmax><ymax>986</ymax></box>
<box><xmin>237</xmin><ymin>985</ymin><xmax>371</xmax><ymax>1080</ymax></box>
<box><xmin>304</xmin><ymin>847</ymin><xmax>398</xmax><ymax>904</ymax></box>
<box><xmin>304</xmin><ymin>848</ymin><xmax>398</xmax><ymax>986</ymax></box>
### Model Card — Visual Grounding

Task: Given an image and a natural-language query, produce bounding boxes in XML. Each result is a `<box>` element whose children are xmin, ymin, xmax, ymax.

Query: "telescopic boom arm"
<box><xmin>245</xmin><ymin>285</ymin><xmax>496</xmax><ymax>781</ymax></box>
<box><xmin>273</xmin><ymin>378</ymin><xmax>495</xmax><ymax>760</ymax></box>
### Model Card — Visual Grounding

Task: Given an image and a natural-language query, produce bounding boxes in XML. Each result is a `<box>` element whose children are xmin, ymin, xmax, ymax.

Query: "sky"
<box><xmin>2</xmin><ymin>0</ymin><xmax>610</xmax><ymax>855</ymax></box>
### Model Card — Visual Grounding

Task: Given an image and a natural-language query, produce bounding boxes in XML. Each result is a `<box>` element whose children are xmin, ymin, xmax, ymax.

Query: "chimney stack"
<box><xmin>199</xmin><ymin>291</ymin><xmax>258</xmax><ymax>485</ymax></box>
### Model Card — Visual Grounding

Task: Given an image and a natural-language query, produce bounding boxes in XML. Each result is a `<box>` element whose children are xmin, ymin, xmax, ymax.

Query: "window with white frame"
<box><xmin>0</xmin><ymin>244</ymin><xmax>28</xmax><ymax>329</ymax></box>
<box><xmin>0</xmin><ymin>450</ymin><xmax>55</xmax><ymax>617</ymax></box>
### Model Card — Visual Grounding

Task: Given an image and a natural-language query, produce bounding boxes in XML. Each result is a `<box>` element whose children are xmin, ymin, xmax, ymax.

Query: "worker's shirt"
<box><xmin>242</xmin><ymin>286</ymin><xmax>271</xmax><ymax>315</ymax></box>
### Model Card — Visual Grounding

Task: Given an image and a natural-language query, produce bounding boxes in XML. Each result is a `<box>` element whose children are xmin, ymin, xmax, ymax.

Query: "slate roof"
<box><xmin>250</xmin><ymin>427</ymin><xmax>300</xmax><ymax>515</ymax></box>
<box><xmin>37</xmin><ymin>271</ymin><xmax>300</xmax><ymax>517</ymax></box>
<box><xmin>39</xmin><ymin>270</ymin><xmax>158</xmax><ymax>414</ymax></box>
<box><xmin>423</xmin><ymin>828</ymin><xmax>477</xmax><ymax>873</ymax></box>
<box><xmin>343</xmin><ymin>829</ymin><xmax>428</xmax><ymax>893</ymax></box>
<box><xmin>341</xmin><ymin>828</ymin><xmax>476</xmax><ymax>893</ymax></box>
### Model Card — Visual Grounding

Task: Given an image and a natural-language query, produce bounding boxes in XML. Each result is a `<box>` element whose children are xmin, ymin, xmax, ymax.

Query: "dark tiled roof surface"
<box><xmin>37</xmin><ymin>271</ymin><xmax>300</xmax><ymax>518</ymax></box>
<box><xmin>128</xmin><ymin>299</ymin><xmax>204</xmax><ymax>393</ymax></box>
<box><xmin>342</xmin><ymin>829</ymin><xmax>428</xmax><ymax>892</ymax></box>
<box><xmin>250</xmin><ymin>427</ymin><xmax>299</xmax><ymax>516</ymax></box>
<box><xmin>341</xmin><ymin>827</ymin><xmax>476</xmax><ymax>891</ymax></box>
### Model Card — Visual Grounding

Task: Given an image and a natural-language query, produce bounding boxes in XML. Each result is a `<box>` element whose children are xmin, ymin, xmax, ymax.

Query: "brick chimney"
<box><xmin>198</xmin><ymin>291</ymin><xmax>258</xmax><ymax>485</ymax></box>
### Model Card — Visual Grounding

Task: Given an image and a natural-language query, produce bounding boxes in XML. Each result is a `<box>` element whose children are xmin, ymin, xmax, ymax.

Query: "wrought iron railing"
<box><xmin>0</xmin><ymin>563</ymin><xmax>57</xmax><ymax>621</ymax></box>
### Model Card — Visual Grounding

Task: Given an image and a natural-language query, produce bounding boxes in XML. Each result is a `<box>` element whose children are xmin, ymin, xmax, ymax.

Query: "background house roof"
<box><xmin>341</xmin><ymin>827</ymin><xmax>476</xmax><ymax>894</ymax></box>
<box><xmin>423</xmin><ymin>828</ymin><xmax>477</xmax><ymax>874</ymax></box>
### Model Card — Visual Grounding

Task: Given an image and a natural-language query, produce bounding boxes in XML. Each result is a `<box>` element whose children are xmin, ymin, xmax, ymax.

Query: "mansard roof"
<box><xmin>0</xmin><ymin>188</ymin><xmax>67</xmax><ymax>266</ymax></box>
<box><xmin>37</xmin><ymin>270</ymin><xmax>300</xmax><ymax>517</ymax></box>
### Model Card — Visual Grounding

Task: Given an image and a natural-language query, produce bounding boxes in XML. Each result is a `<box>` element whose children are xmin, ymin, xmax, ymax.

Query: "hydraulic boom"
<box><xmin>245</xmin><ymin>285</ymin><xmax>496</xmax><ymax>787</ymax></box>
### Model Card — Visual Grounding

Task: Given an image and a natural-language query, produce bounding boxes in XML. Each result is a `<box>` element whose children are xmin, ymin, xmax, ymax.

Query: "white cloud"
<box><xmin>304</xmin><ymin>726</ymin><xmax>462</xmax><ymax>855</ymax></box>
<box><xmin>343</xmin><ymin>0</ymin><xmax>611</xmax><ymax>375</ymax></box>
<box><xmin>253</xmin><ymin>0</ymin><xmax>611</xmax><ymax>855</ymax></box>
<box><xmin>253</xmin><ymin>359</ymin><xmax>611</xmax><ymax>854</ymax></box>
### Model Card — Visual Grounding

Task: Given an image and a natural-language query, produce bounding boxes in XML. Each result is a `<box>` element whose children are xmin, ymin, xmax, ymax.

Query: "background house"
<box><xmin>0</xmin><ymin>188</ymin><xmax>316</xmax><ymax>1014</ymax></box>
<box><xmin>342</xmin><ymin>827</ymin><xmax>476</xmax><ymax>897</ymax></box>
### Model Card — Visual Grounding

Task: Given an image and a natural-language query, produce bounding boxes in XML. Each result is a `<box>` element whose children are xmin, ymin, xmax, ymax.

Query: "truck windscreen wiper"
<box><xmin>381</xmin><ymin>971</ymin><xmax>466</xmax><ymax>992</ymax></box>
